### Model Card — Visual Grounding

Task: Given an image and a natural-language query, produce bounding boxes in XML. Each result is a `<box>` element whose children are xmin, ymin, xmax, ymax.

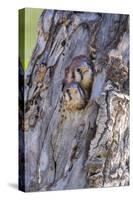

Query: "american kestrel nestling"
<box><xmin>71</xmin><ymin>55</ymin><xmax>93</xmax><ymax>98</ymax></box>
<box><xmin>64</xmin><ymin>55</ymin><xmax>93</xmax><ymax>98</ymax></box>
<box><xmin>62</xmin><ymin>81</ymin><xmax>86</xmax><ymax>111</ymax></box>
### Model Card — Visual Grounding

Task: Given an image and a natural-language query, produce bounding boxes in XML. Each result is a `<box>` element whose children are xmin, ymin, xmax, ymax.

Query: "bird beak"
<box><xmin>81</xmin><ymin>67</ymin><xmax>89</xmax><ymax>74</ymax></box>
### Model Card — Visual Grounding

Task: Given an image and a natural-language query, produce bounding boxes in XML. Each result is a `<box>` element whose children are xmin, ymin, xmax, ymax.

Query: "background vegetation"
<box><xmin>19</xmin><ymin>8</ymin><xmax>43</xmax><ymax>70</ymax></box>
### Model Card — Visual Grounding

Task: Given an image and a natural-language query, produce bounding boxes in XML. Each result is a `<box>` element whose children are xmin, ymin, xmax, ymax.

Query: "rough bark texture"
<box><xmin>19</xmin><ymin>10</ymin><xmax>129</xmax><ymax>192</ymax></box>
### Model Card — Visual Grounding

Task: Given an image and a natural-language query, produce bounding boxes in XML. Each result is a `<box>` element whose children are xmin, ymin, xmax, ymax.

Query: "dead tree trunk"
<box><xmin>20</xmin><ymin>10</ymin><xmax>129</xmax><ymax>192</ymax></box>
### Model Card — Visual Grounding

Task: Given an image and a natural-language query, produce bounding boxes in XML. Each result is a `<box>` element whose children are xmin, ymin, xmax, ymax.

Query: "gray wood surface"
<box><xmin>20</xmin><ymin>10</ymin><xmax>129</xmax><ymax>191</ymax></box>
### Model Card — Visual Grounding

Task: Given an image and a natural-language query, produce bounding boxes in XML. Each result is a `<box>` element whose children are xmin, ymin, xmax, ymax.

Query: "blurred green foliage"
<box><xmin>19</xmin><ymin>8</ymin><xmax>43</xmax><ymax>70</ymax></box>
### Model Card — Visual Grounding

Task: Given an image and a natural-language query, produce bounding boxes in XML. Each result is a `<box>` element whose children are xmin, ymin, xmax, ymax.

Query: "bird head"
<box><xmin>73</xmin><ymin>61</ymin><xmax>93</xmax><ymax>81</ymax></box>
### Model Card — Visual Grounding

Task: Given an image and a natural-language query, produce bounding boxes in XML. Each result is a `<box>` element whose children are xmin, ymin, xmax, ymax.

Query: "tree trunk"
<box><xmin>19</xmin><ymin>10</ymin><xmax>129</xmax><ymax>192</ymax></box>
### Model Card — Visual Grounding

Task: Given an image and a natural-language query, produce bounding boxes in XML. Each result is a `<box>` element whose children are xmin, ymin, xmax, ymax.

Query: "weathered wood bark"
<box><xmin>20</xmin><ymin>10</ymin><xmax>129</xmax><ymax>191</ymax></box>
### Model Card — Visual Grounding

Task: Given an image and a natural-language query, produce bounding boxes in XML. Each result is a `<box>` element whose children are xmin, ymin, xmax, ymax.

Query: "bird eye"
<box><xmin>77</xmin><ymin>68</ymin><xmax>80</xmax><ymax>72</ymax></box>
